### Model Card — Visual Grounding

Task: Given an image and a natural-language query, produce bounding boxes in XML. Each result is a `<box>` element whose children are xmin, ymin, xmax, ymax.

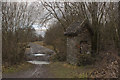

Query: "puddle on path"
<box><xmin>27</xmin><ymin>61</ymin><xmax>50</xmax><ymax>65</ymax></box>
<box><xmin>32</xmin><ymin>54</ymin><xmax>46</xmax><ymax>57</ymax></box>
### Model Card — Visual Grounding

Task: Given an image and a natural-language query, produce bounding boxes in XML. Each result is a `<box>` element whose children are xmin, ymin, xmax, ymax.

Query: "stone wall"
<box><xmin>66</xmin><ymin>29</ymin><xmax>91</xmax><ymax>65</ymax></box>
<box><xmin>78</xmin><ymin>31</ymin><xmax>91</xmax><ymax>54</ymax></box>
<box><xmin>67</xmin><ymin>37</ymin><xmax>79</xmax><ymax>65</ymax></box>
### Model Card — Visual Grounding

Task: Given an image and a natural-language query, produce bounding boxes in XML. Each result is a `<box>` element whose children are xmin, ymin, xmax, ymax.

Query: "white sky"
<box><xmin>32</xmin><ymin>24</ymin><xmax>48</xmax><ymax>37</ymax></box>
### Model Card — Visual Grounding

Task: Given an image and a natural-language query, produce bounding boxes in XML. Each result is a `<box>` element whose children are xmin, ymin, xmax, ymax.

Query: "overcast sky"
<box><xmin>32</xmin><ymin>24</ymin><xmax>48</xmax><ymax>37</ymax></box>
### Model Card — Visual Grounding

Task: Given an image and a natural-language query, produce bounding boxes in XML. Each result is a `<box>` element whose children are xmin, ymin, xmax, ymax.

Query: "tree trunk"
<box><xmin>91</xmin><ymin>20</ymin><xmax>100</xmax><ymax>57</ymax></box>
<box><xmin>91</xmin><ymin>30</ymin><xmax>100</xmax><ymax>57</ymax></box>
<box><xmin>117</xmin><ymin>1</ymin><xmax>120</xmax><ymax>78</ymax></box>
<box><xmin>90</xmin><ymin>3</ymin><xmax>100</xmax><ymax>57</ymax></box>
<box><xmin>118</xmin><ymin>2</ymin><xmax>120</xmax><ymax>56</ymax></box>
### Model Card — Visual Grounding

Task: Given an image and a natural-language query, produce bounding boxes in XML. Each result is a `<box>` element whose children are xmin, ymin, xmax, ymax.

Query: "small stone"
<box><xmin>114</xmin><ymin>61</ymin><xmax>118</xmax><ymax>65</ymax></box>
<box><xmin>112</xmin><ymin>62</ymin><xmax>114</xmax><ymax>65</ymax></box>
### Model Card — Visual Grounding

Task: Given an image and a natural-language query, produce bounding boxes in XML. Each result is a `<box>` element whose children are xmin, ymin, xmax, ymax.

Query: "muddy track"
<box><xmin>3</xmin><ymin>64</ymin><xmax>52</xmax><ymax>78</ymax></box>
<box><xmin>3</xmin><ymin>43</ymin><xmax>54</xmax><ymax>78</ymax></box>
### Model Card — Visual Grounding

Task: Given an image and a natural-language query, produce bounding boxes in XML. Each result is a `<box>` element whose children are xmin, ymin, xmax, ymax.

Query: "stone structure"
<box><xmin>64</xmin><ymin>19</ymin><xmax>93</xmax><ymax>65</ymax></box>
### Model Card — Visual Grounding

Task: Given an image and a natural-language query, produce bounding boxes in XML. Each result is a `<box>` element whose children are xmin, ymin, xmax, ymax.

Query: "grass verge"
<box><xmin>2</xmin><ymin>62</ymin><xmax>34</xmax><ymax>74</ymax></box>
<box><xmin>48</xmin><ymin>62</ymin><xmax>95</xmax><ymax>78</ymax></box>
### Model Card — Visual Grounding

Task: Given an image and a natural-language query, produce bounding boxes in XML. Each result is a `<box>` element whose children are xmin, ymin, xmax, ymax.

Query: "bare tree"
<box><xmin>2</xmin><ymin>2</ymin><xmax>41</xmax><ymax>66</ymax></box>
<box><xmin>43</xmin><ymin>2</ymin><xmax>120</xmax><ymax>56</ymax></box>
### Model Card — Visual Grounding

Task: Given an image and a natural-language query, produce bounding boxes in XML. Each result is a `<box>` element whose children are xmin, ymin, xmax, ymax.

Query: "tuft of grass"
<box><xmin>26</xmin><ymin>48</ymin><xmax>30</xmax><ymax>51</ymax></box>
<box><xmin>2</xmin><ymin>62</ymin><xmax>34</xmax><ymax>74</ymax></box>
<box><xmin>48</xmin><ymin>62</ymin><xmax>95</xmax><ymax>78</ymax></box>
<box><xmin>78</xmin><ymin>73</ymin><xmax>88</xmax><ymax>78</ymax></box>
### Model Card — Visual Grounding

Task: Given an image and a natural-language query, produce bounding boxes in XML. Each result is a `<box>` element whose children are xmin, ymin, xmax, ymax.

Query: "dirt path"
<box><xmin>3</xmin><ymin>43</ymin><xmax>55</xmax><ymax>78</ymax></box>
<box><xmin>3</xmin><ymin>64</ymin><xmax>53</xmax><ymax>78</ymax></box>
